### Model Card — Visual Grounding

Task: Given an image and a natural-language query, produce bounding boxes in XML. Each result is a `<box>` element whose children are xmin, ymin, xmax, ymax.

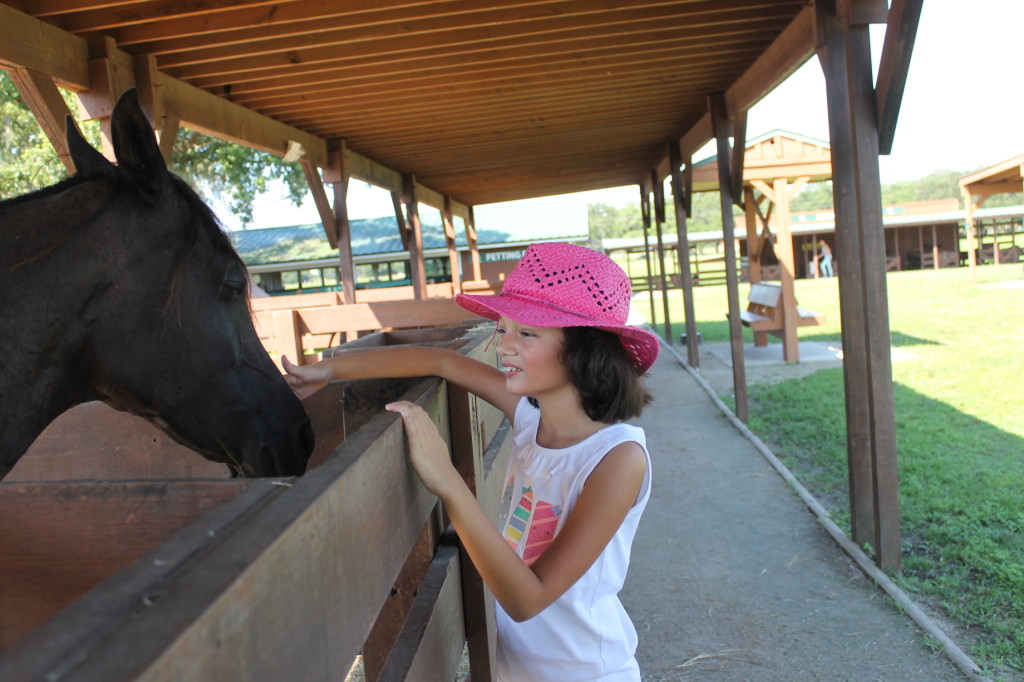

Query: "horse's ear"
<box><xmin>65</xmin><ymin>115</ymin><xmax>111</xmax><ymax>176</ymax></box>
<box><xmin>110</xmin><ymin>88</ymin><xmax>169</xmax><ymax>189</ymax></box>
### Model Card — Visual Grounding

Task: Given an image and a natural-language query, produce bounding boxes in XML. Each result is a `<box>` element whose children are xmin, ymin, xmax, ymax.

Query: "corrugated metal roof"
<box><xmin>231</xmin><ymin>198</ymin><xmax>589</xmax><ymax>265</ymax></box>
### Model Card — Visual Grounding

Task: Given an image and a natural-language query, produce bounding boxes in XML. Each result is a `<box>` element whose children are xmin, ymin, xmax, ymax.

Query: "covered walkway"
<box><xmin>623</xmin><ymin>342</ymin><xmax>980</xmax><ymax>681</ymax></box>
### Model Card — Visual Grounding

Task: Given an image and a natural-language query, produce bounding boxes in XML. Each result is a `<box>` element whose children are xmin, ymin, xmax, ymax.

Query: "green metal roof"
<box><xmin>231</xmin><ymin>199</ymin><xmax>589</xmax><ymax>266</ymax></box>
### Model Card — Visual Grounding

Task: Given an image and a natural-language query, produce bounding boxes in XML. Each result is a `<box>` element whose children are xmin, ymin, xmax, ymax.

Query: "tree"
<box><xmin>0</xmin><ymin>72</ymin><xmax>100</xmax><ymax>197</ymax></box>
<box><xmin>169</xmin><ymin>130</ymin><xmax>306</xmax><ymax>227</ymax></box>
<box><xmin>0</xmin><ymin>71</ymin><xmax>307</xmax><ymax>225</ymax></box>
<box><xmin>791</xmin><ymin>181</ymin><xmax>834</xmax><ymax>211</ymax></box>
<box><xmin>588</xmin><ymin>202</ymin><xmax>643</xmax><ymax>240</ymax></box>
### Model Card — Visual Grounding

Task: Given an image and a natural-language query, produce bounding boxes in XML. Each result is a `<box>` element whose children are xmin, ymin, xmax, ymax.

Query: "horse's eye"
<box><xmin>223</xmin><ymin>280</ymin><xmax>247</xmax><ymax>297</ymax></box>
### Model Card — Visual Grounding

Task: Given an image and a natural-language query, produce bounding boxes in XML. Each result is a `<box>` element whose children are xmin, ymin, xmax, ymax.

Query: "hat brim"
<box><xmin>456</xmin><ymin>292</ymin><xmax>660</xmax><ymax>373</ymax></box>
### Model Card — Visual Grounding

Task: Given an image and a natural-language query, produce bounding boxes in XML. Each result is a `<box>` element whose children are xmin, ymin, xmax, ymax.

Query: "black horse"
<box><xmin>0</xmin><ymin>89</ymin><xmax>313</xmax><ymax>479</ymax></box>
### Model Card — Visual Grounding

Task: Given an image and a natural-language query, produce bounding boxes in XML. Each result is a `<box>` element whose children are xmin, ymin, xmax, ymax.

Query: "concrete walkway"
<box><xmin>621</xmin><ymin>343</ymin><xmax>973</xmax><ymax>682</ymax></box>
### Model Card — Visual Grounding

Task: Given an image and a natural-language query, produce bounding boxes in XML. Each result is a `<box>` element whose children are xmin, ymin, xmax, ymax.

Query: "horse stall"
<box><xmin>0</xmin><ymin>324</ymin><xmax>509</xmax><ymax>681</ymax></box>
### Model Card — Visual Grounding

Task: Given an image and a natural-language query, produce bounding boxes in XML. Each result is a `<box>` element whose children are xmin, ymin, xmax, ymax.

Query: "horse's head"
<box><xmin>64</xmin><ymin>90</ymin><xmax>313</xmax><ymax>477</ymax></box>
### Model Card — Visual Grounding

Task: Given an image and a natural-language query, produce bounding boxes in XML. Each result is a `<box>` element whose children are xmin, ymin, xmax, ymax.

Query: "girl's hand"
<box><xmin>386</xmin><ymin>401</ymin><xmax>461</xmax><ymax>499</ymax></box>
<box><xmin>281</xmin><ymin>355</ymin><xmax>331</xmax><ymax>400</ymax></box>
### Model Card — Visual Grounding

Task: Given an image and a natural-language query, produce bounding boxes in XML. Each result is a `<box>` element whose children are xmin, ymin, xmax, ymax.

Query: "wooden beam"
<box><xmin>639</xmin><ymin>184</ymin><xmax>657</xmax><ymax>326</ymax></box>
<box><xmin>161</xmin><ymin>76</ymin><xmax>327</xmax><ymax>168</ymax></box>
<box><xmin>330</xmin><ymin>142</ymin><xmax>357</xmax><ymax>305</ymax></box>
<box><xmin>76</xmin><ymin>37</ymin><xmax>136</xmax><ymax>123</ymax></box>
<box><xmin>750</xmin><ymin>178</ymin><xmax>777</xmax><ymax>204</ymax></box>
<box><xmin>157</xmin><ymin>116</ymin><xmax>179</xmax><ymax>162</ymax></box>
<box><xmin>402</xmin><ymin>174</ymin><xmax>428</xmax><ymax>300</ymax></box>
<box><xmin>725</xmin><ymin>5</ymin><xmax>818</xmax><ymax>115</ymax></box>
<box><xmin>875</xmin><ymin>0</ymin><xmax>923</xmax><ymax>155</ymax></box>
<box><xmin>846</xmin><ymin>0</ymin><xmax>890</xmax><ymax>25</ymax></box>
<box><xmin>671</xmin><ymin>4</ymin><xmax>817</xmax><ymax>179</ymax></box>
<box><xmin>7</xmin><ymin>68</ymin><xmax>75</xmax><ymax>173</ymax></box>
<box><xmin>731</xmin><ymin>108</ymin><xmax>748</xmax><ymax>205</ymax></box>
<box><xmin>744</xmin><ymin>186</ymin><xmax>762</xmax><ymax>284</ymax></box>
<box><xmin>710</xmin><ymin>92</ymin><xmax>749</xmax><ymax>423</ymax></box>
<box><xmin>968</xmin><ymin>180</ymin><xmax>1024</xmax><ymax>199</ymax></box>
<box><xmin>442</xmin><ymin>197</ymin><xmax>462</xmax><ymax>295</ymax></box>
<box><xmin>392</xmin><ymin>190</ymin><xmax>410</xmax><ymax>252</ymax></box>
<box><xmin>822</xmin><ymin>0</ymin><xmax>875</xmax><ymax>550</ymax></box>
<box><xmin>678</xmin><ymin>113</ymin><xmax>712</xmax><ymax>163</ymax></box>
<box><xmin>132</xmin><ymin>54</ymin><xmax>164</xmax><ymax>130</ymax></box>
<box><xmin>465</xmin><ymin>207</ymin><xmax>482</xmax><ymax>281</ymax></box>
<box><xmin>669</xmin><ymin>143</ymin><xmax>700</xmax><ymax>368</ymax></box>
<box><xmin>0</xmin><ymin>3</ymin><xmax>91</xmax><ymax>89</ymax></box>
<box><xmin>0</xmin><ymin>1</ymin><xmax>474</xmax><ymax>238</ymax></box>
<box><xmin>820</xmin><ymin>0</ymin><xmax>901</xmax><ymax>571</ymax></box>
<box><xmin>651</xmin><ymin>168</ymin><xmax>672</xmax><ymax>344</ymax></box>
<box><xmin>301</xmin><ymin>160</ymin><xmax>339</xmax><ymax>250</ymax></box>
<box><xmin>345</xmin><ymin>147</ymin><xmax>403</xmax><ymax>193</ymax></box>
<box><xmin>682</xmin><ymin>161</ymin><xmax>693</xmax><ymax>218</ymax></box>
<box><xmin>0</xmin><ymin>6</ymin><xmax>332</xmax><ymax>171</ymax></box>
<box><xmin>962</xmin><ymin>187</ymin><xmax>979</xmax><ymax>285</ymax></box>
<box><xmin>771</xmin><ymin>177</ymin><xmax>800</xmax><ymax>363</ymax></box>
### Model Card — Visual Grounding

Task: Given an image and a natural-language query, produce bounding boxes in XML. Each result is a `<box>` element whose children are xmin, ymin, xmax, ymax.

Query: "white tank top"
<box><xmin>494</xmin><ymin>398</ymin><xmax>651</xmax><ymax>681</ymax></box>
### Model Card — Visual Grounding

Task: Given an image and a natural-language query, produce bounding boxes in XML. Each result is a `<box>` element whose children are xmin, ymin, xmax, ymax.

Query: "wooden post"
<box><xmin>75</xmin><ymin>36</ymin><xmax>135</xmax><ymax>160</ymax></box>
<box><xmin>321</xmin><ymin>142</ymin><xmax>357</xmax><ymax>303</ymax></box>
<box><xmin>772</xmin><ymin>177</ymin><xmax>800</xmax><ymax>362</ymax></box>
<box><xmin>465</xmin><ymin>207</ymin><xmax>482</xmax><ymax>281</ymax></box>
<box><xmin>269</xmin><ymin>310</ymin><xmax>303</xmax><ymax>365</ymax></box>
<box><xmin>651</xmin><ymin>169</ymin><xmax>672</xmax><ymax>344</ymax></box>
<box><xmin>333</xmin><ymin>180</ymin><xmax>357</xmax><ymax>304</ymax></box>
<box><xmin>820</xmin><ymin>0</ymin><xmax>901</xmax><ymax>570</ymax></box>
<box><xmin>893</xmin><ymin>227</ymin><xmax>901</xmax><ymax>270</ymax></box>
<box><xmin>744</xmin><ymin>188</ymin><xmax>760</xmax><ymax>283</ymax></box>
<box><xmin>402</xmin><ymin>175</ymin><xmax>428</xmax><ymax>300</ymax></box>
<box><xmin>639</xmin><ymin>185</ymin><xmax>657</xmax><ymax>327</ymax></box>
<box><xmin>670</xmin><ymin>144</ymin><xmax>700</xmax><ymax>367</ymax></box>
<box><xmin>442</xmin><ymin>198</ymin><xmax>462</xmax><ymax>294</ymax></box>
<box><xmin>709</xmin><ymin>93</ymin><xmax>748</xmax><ymax>423</ymax></box>
<box><xmin>810</xmin><ymin>235</ymin><xmax>819</xmax><ymax>279</ymax></box>
<box><xmin>8</xmin><ymin>68</ymin><xmax>77</xmax><ymax>173</ymax></box>
<box><xmin>447</xmin><ymin>385</ymin><xmax>495</xmax><ymax>681</ymax></box>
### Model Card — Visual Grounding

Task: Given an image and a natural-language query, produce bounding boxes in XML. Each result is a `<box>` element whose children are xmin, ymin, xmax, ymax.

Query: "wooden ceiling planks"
<box><xmin>2</xmin><ymin>0</ymin><xmax>810</xmax><ymax>205</ymax></box>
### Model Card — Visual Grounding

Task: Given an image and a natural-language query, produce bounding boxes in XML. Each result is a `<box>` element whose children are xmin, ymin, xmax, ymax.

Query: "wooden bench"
<box><xmin>735</xmin><ymin>281</ymin><xmax>824</xmax><ymax>347</ymax></box>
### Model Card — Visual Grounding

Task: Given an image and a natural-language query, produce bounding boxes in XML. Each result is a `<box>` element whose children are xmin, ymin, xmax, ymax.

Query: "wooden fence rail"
<box><xmin>0</xmin><ymin>325</ymin><xmax>507</xmax><ymax>682</ymax></box>
<box><xmin>255</xmin><ymin>298</ymin><xmax>480</xmax><ymax>367</ymax></box>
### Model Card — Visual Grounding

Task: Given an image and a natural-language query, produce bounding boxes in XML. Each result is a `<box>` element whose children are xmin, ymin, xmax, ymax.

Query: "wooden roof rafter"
<box><xmin>959</xmin><ymin>154</ymin><xmax>1024</xmax><ymax>203</ymax></box>
<box><xmin>1</xmin><ymin>0</ymin><xmax>815</xmax><ymax>206</ymax></box>
<box><xmin>0</xmin><ymin>3</ymin><xmax>470</xmax><ymax>217</ymax></box>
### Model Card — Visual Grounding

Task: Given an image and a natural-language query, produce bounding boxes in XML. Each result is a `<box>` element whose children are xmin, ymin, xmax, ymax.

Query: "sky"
<box><xmin>222</xmin><ymin>0</ymin><xmax>1024</xmax><ymax>230</ymax></box>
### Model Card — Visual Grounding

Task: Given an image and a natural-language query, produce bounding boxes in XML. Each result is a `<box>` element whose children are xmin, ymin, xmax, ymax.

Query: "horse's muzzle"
<box><xmin>159</xmin><ymin>361</ymin><xmax>315</xmax><ymax>478</ymax></box>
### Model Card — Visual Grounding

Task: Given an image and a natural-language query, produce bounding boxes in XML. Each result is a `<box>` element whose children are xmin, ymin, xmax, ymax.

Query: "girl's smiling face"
<box><xmin>494</xmin><ymin>316</ymin><xmax>569</xmax><ymax>400</ymax></box>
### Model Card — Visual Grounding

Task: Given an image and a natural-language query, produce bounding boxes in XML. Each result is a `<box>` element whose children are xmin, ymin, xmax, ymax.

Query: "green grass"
<box><xmin>640</xmin><ymin>264</ymin><xmax>1024</xmax><ymax>676</ymax></box>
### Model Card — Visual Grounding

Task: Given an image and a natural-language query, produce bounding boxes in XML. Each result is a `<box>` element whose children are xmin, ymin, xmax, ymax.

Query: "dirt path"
<box><xmin>621</xmin><ymin>344</ymin><xmax>972</xmax><ymax>681</ymax></box>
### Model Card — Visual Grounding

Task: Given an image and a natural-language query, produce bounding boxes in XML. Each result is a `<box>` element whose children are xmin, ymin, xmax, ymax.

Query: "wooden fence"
<box><xmin>0</xmin><ymin>325</ymin><xmax>509</xmax><ymax>681</ymax></box>
<box><xmin>252</xmin><ymin>282</ymin><xmax>501</xmax><ymax>368</ymax></box>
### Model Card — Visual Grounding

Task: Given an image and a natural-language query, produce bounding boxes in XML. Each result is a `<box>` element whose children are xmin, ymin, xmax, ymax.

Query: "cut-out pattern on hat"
<box><xmin>504</xmin><ymin>245</ymin><xmax>630</xmax><ymax>321</ymax></box>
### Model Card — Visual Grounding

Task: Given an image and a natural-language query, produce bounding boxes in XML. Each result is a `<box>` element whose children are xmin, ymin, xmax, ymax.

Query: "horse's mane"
<box><xmin>164</xmin><ymin>173</ymin><xmax>254</xmax><ymax>317</ymax></box>
<box><xmin>0</xmin><ymin>167</ymin><xmax>116</xmax><ymax>212</ymax></box>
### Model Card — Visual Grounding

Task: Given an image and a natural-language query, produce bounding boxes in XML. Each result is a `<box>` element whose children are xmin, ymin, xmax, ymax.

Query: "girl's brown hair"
<box><xmin>528</xmin><ymin>326</ymin><xmax>653</xmax><ymax>422</ymax></box>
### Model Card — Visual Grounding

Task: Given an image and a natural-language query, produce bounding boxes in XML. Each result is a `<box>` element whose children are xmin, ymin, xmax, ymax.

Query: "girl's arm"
<box><xmin>388</xmin><ymin>401</ymin><xmax>646</xmax><ymax>623</ymax></box>
<box><xmin>282</xmin><ymin>345</ymin><xmax>520</xmax><ymax>418</ymax></box>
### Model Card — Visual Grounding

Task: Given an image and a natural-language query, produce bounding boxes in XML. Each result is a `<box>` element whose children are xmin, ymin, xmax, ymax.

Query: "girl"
<box><xmin>283</xmin><ymin>242</ymin><xmax>659</xmax><ymax>681</ymax></box>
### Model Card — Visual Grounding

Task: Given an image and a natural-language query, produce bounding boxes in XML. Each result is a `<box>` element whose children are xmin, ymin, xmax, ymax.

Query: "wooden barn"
<box><xmin>1</xmin><ymin>1</ymin><xmax>924</xmax><ymax>680</ymax></box>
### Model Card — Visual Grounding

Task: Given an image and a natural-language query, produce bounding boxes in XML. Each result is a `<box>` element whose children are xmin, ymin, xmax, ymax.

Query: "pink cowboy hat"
<box><xmin>455</xmin><ymin>242</ymin><xmax>660</xmax><ymax>372</ymax></box>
